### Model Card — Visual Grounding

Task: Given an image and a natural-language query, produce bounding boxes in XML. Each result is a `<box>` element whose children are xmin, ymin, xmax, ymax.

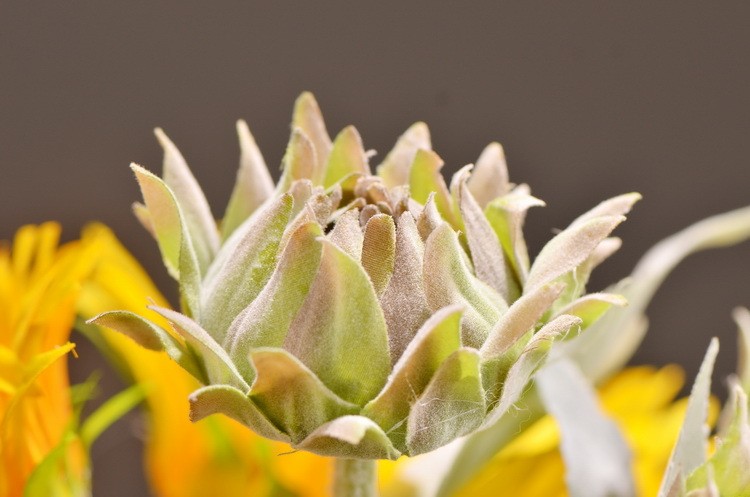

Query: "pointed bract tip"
<box><xmin>295</xmin><ymin>91</ymin><xmax>321</xmax><ymax>109</ymax></box>
<box><xmin>236</xmin><ymin>119</ymin><xmax>249</xmax><ymax>134</ymax></box>
<box><xmin>130</xmin><ymin>162</ymin><xmax>148</xmax><ymax>174</ymax></box>
<box><xmin>153</xmin><ymin>127</ymin><xmax>171</xmax><ymax>146</ymax></box>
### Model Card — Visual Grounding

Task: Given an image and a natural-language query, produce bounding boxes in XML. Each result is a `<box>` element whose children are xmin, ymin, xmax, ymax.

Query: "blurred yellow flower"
<box><xmin>0</xmin><ymin>222</ymin><xmax>94</xmax><ymax>497</ymax></box>
<box><xmin>77</xmin><ymin>223</ymin><xmax>333</xmax><ymax>497</ymax></box>
<box><xmin>451</xmin><ymin>365</ymin><xmax>719</xmax><ymax>497</ymax></box>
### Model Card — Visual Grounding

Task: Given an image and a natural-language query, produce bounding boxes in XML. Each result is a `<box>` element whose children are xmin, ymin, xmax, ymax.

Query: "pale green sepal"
<box><xmin>483</xmin><ymin>314</ymin><xmax>582</xmax><ymax>428</ymax></box>
<box><xmin>189</xmin><ymin>384</ymin><xmax>290</xmax><ymax>443</ymax></box>
<box><xmin>537</xmin><ymin>359</ymin><xmax>635</xmax><ymax>497</ymax></box>
<box><xmin>687</xmin><ymin>382</ymin><xmax>750</xmax><ymax>496</ymax></box>
<box><xmin>733</xmin><ymin>307</ymin><xmax>750</xmax><ymax>392</ymax></box>
<box><xmin>292</xmin><ymin>92</ymin><xmax>332</xmax><ymax>179</ymax></box>
<box><xmin>149</xmin><ymin>305</ymin><xmax>250</xmax><ymax>391</ymax></box>
<box><xmin>377</xmin><ymin>122</ymin><xmax>430</xmax><ymax>188</ymax></box>
<box><xmin>221</xmin><ymin>119</ymin><xmax>275</xmax><ymax>240</ymax></box>
<box><xmin>248</xmin><ymin>348</ymin><xmax>358</xmax><ymax>444</ymax></box>
<box><xmin>296</xmin><ymin>415</ymin><xmax>401</xmax><ymax>460</ymax></box>
<box><xmin>409</xmin><ymin>150</ymin><xmax>457</xmax><ymax>227</ymax></box>
<box><xmin>423</xmin><ymin>223</ymin><xmax>505</xmax><ymax>349</ymax></box>
<box><xmin>480</xmin><ymin>282</ymin><xmax>565</xmax><ymax>359</ymax></box>
<box><xmin>568</xmin><ymin>192</ymin><xmax>641</xmax><ymax>229</ymax></box>
<box><xmin>565</xmin><ymin>206</ymin><xmax>750</xmax><ymax>384</ymax></box>
<box><xmin>553</xmin><ymin>293</ymin><xmax>628</xmax><ymax>329</ymax></box>
<box><xmin>484</xmin><ymin>187</ymin><xmax>545</xmax><ymax>283</ymax></box>
<box><xmin>131</xmin><ymin>164</ymin><xmax>202</xmax><ymax>316</ymax></box>
<box><xmin>327</xmin><ymin>208</ymin><xmax>364</xmax><ymax>260</ymax></box>
<box><xmin>225</xmin><ymin>222</ymin><xmax>323</xmax><ymax>382</ymax></box>
<box><xmin>178</xmin><ymin>227</ymin><xmax>202</xmax><ymax>320</ymax></box>
<box><xmin>525</xmin><ymin>215</ymin><xmax>625</xmax><ymax>293</ymax></box>
<box><xmin>658</xmin><ymin>339</ymin><xmax>719</xmax><ymax>497</ymax></box>
<box><xmin>200</xmin><ymin>194</ymin><xmax>293</xmax><ymax>342</ymax></box>
<box><xmin>416</xmin><ymin>192</ymin><xmax>442</xmax><ymax>241</ymax></box>
<box><xmin>324</xmin><ymin>125</ymin><xmax>370</xmax><ymax>188</ymax></box>
<box><xmin>406</xmin><ymin>348</ymin><xmax>485</xmax><ymax>456</ymax></box>
<box><xmin>380</xmin><ymin>212</ymin><xmax>431</xmax><ymax>363</ymax></box>
<box><xmin>132</xmin><ymin>201</ymin><xmax>154</xmax><ymax>237</ymax></box>
<box><xmin>277</xmin><ymin>128</ymin><xmax>317</xmax><ymax>193</ymax></box>
<box><xmin>361</xmin><ymin>214</ymin><xmax>396</xmax><ymax>296</ymax></box>
<box><xmin>154</xmin><ymin>128</ymin><xmax>219</xmax><ymax>274</ymax></box>
<box><xmin>284</xmin><ymin>239</ymin><xmax>390</xmax><ymax>406</ymax></box>
<box><xmin>554</xmin><ymin>239</ymin><xmax>624</xmax><ymax>308</ymax></box>
<box><xmin>467</xmin><ymin>142</ymin><xmax>510</xmax><ymax>208</ymax></box>
<box><xmin>86</xmin><ymin>310</ymin><xmax>204</xmax><ymax>383</ymax></box>
<box><xmin>362</xmin><ymin>305</ymin><xmax>463</xmax><ymax>451</ymax></box>
<box><xmin>131</xmin><ymin>164</ymin><xmax>185</xmax><ymax>278</ymax></box>
<box><xmin>686</xmin><ymin>476</ymin><xmax>719</xmax><ymax>497</ymax></box>
<box><xmin>479</xmin><ymin>283</ymin><xmax>565</xmax><ymax>397</ymax></box>
<box><xmin>457</xmin><ymin>172</ymin><xmax>508</xmax><ymax>300</ymax></box>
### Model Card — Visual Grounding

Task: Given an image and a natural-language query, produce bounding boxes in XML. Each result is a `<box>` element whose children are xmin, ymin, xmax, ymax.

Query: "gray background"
<box><xmin>1</xmin><ymin>3</ymin><xmax>749</xmax><ymax>495</ymax></box>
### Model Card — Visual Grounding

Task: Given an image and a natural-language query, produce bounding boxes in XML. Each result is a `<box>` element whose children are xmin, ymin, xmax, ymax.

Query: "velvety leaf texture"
<box><xmin>104</xmin><ymin>92</ymin><xmax>678</xmax><ymax>461</ymax></box>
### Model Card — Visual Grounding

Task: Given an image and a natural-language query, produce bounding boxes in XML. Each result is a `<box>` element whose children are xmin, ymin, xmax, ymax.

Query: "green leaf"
<box><xmin>248</xmin><ymin>348</ymin><xmax>357</xmax><ymax>443</ymax></box>
<box><xmin>380</xmin><ymin>212</ymin><xmax>431</xmax><ymax>362</ymax></box>
<box><xmin>361</xmin><ymin>214</ymin><xmax>396</xmax><ymax>296</ymax></box>
<box><xmin>479</xmin><ymin>283</ymin><xmax>565</xmax><ymax>397</ymax></box>
<box><xmin>284</xmin><ymin>239</ymin><xmax>391</xmax><ymax>406</ymax></box>
<box><xmin>131</xmin><ymin>164</ymin><xmax>184</xmax><ymax>278</ymax></box>
<box><xmin>409</xmin><ymin>150</ymin><xmax>456</xmax><ymax>226</ymax></box>
<box><xmin>131</xmin><ymin>164</ymin><xmax>202</xmax><ymax>316</ymax></box>
<box><xmin>86</xmin><ymin>310</ymin><xmax>204</xmax><ymax>383</ymax></box>
<box><xmin>292</xmin><ymin>92</ymin><xmax>332</xmax><ymax>180</ymax></box>
<box><xmin>525</xmin><ymin>215</ymin><xmax>625</xmax><ymax>293</ymax></box>
<box><xmin>80</xmin><ymin>384</ymin><xmax>147</xmax><ymax>448</ymax></box>
<box><xmin>423</xmin><ymin>223</ymin><xmax>506</xmax><ymax>349</ymax></box>
<box><xmin>688</xmin><ymin>382</ymin><xmax>750</xmax><ymax>496</ymax></box>
<box><xmin>553</xmin><ymin>293</ymin><xmax>628</xmax><ymax>329</ymax></box>
<box><xmin>200</xmin><ymin>194</ymin><xmax>293</xmax><ymax>341</ymax></box>
<box><xmin>362</xmin><ymin>305</ymin><xmax>463</xmax><ymax>451</ymax></box>
<box><xmin>406</xmin><ymin>348</ymin><xmax>485</xmax><ymax>455</ymax></box>
<box><xmin>324</xmin><ymin>125</ymin><xmax>370</xmax><ymax>188</ymax></box>
<box><xmin>484</xmin><ymin>186</ymin><xmax>545</xmax><ymax>284</ymax></box>
<box><xmin>189</xmin><ymin>384</ymin><xmax>289</xmax><ymax>442</ymax></box>
<box><xmin>565</xmin><ymin>205</ymin><xmax>750</xmax><ymax>384</ymax></box>
<box><xmin>567</xmin><ymin>192</ymin><xmax>641</xmax><ymax>229</ymax></box>
<box><xmin>377</xmin><ymin>121</ymin><xmax>430</xmax><ymax>188</ymax></box>
<box><xmin>659</xmin><ymin>339</ymin><xmax>719</xmax><ymax>497</ymax></box>
<box><xmin>480</xmin><ymin>283</ymin><xmax>565</xmax><ymax>360</ymax></box>
<box><xmin>327</xmin><ymin>208</ymin><xmax>364</xmax><ymax>259</ymax></box>
<box><xmin>457</xmin><ymin>173</ymin><xmax>509</xmax><ymax>300</ymax></box>
<box><xmin>221</xmin><ymin>119</ymin><xmax>275</xmax><ymax>240</ymax></box>
<box><xmin>225</xmin><ymin>222</ymin><xmax>323</xmax><ymax>382</ymax></box>
<box><xmin>537</xmin><ymin>359</ymin><xmax>635</xmax><ymax>497</ymax></box>
<box><xmin>466</xmin><ymin>142</ymin><xmax>510</xmax><ymax>208</ymax></box>
<box><xmin>416</xmin><ymin>192</ymin><xmax>442</xmax><ymax>241</ymax></box>
<box><xmin>296</xmin><ymin>415</ymin><xmax>401</xmax><ymax>460</ymax></box>
<box><xmin>149</xmin><ymin>306</ymin><xmax>249</xmax><ymax>391</ymax></box>
<box><xmin>154</xmin><ymin>128</ymin><xmax>219</xmax><ymax>274</ymax></box>
<box><xmin>24</xmin><ymin>431</ymin><xmax>87</xmax><ymax>497</ymax></box>
<box><xmin>483</xmin><ymin>314</ymin><xmax>582</xmax><ymax>428</ymax></box>
<box><xmin>277</xmin><ymin>129</ymin><xmax>317</xmax><ymax>192</ymax></box>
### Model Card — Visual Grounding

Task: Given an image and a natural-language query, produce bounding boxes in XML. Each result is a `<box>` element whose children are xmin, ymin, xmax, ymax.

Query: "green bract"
<box><xmin>90</xmin><ymin>93</ymin><xmax>639</xmax><ymax>460</ymax></box>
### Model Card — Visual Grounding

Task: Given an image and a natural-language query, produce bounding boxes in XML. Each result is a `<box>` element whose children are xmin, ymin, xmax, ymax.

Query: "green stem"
<box><xmin>333</xmin><ymin>458</ymin><xmax>377</xmax><ymax>497</ymax></box>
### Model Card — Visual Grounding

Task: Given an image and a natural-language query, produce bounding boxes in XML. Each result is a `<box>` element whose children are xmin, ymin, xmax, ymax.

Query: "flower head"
<box><xmin>0</xmin><ymin>222</ymin><xmax>87</xmax><ymax>496</ymax></box>
<box><xmin>91</xmin><ymin>92</ymin><xmax>638</xmax><ymax>459</ymax></box>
